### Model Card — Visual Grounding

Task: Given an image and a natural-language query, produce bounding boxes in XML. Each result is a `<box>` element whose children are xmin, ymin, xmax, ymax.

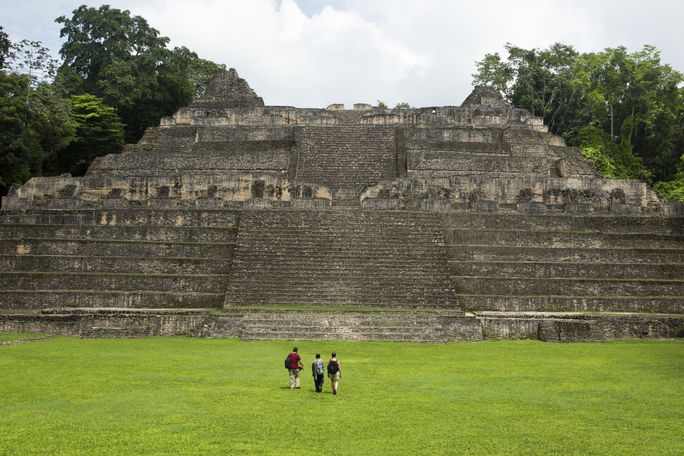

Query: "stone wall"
<box><xmin>0</xmin><ymin>70</ymin><xmax>681</xmax><ymax>343</ymax></box>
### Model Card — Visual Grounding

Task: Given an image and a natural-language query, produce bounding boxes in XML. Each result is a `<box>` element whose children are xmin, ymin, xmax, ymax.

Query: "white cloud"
<box><xmin>2</xmin><ymin>0</ymin><xmax>683</xmax><ymax>108</ymax></box>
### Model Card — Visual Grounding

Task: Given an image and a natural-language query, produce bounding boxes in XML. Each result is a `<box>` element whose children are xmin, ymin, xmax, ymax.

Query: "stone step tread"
<box><xmin>450</xmin><ymin>263</ymin><xmax>684</xmax><ymax>279</ymax></box>
<box><xmin>452</xmin><ymin>275</ymin><xmax>684</xmax><ymax>283</ymax></box>
<box><xmin>457</xmin><ymin>294</ymin><xmax>682</xmax><ymax>314</ymax></box>
<box><xmin>242</xmin><ymin>323</ymin><xmax>450</xmax><ymax>329</ymax></box>
<box><xmin>0</xmin><ymin>237</ymin><xmax>235</xmax><ymax>246</ymax></box>
<box><xmin>452</xmin><ymin>277</ymin><xmax>683</xmax><ymax>296</ymax></box>
<box><xmin>0</xmin><ymin>271</ymin><xmax>230</xmax><ymax>278</ymax></box>
<box><xmin>242</xmin><ymin>329</ymin><xmax>444</xmax><ymax>338</ymax></box>
<box><xmin>226</xmin><ymin>288</ymin><xmax>458</xmax><ymax>295</ymax></box>
<box><xmin>448</xmin><ymin>244</ymin><xmax>684</xmax><ymax>251</ymax></box>
<box><xmin>440</xmin><ymin>213</ymin><xmax>684</xmax><ymax>234</ymax></box>
<box><xmin>456</xmin><ymin>293</ymin><xmax>684</xmax><ymax>298</ymax></box>
<box><xmin>240</xmin><ymin>336</ymin><xmax>444</xmax><ymax>343</ymax></box>
<box><xmin>444</xmin><ymin>227</ymin><xmax>683</xmax><ymax>237</ymax></box>
<box><xmin>0</xmin><ymin>253</ymin><xmax>233</xmax><ymax>262</ymax></box>
<box><xmin>0</xmin><ymin>227</ymin><xmax>238</xmax><ymax>243</ymax></box>
<box><xmin>0</xmin><ymin>223</ymin><xmax>238</xmax><ymax>230</ymax></box>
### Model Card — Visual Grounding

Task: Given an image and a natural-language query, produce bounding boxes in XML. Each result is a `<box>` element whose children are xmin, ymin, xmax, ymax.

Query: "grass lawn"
<box><xmin>0</xmin><ymin>336</ymin><xmax>682</xmax><ymax>455</ymax></box>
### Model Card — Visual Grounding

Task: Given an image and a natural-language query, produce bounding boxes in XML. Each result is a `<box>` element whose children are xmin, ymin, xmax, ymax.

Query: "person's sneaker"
<box><xmin>333</xmin><ymin>389</ymin><xmax>337</xmax><ymax>395</ymax></box>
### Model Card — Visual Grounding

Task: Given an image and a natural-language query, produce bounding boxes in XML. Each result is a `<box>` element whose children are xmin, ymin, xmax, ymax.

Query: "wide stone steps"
<box><xmin>452</xmin><ymin>276</ymin><xmax>683</xmax><ymax>297</ymax></box>
<box><xmin>226</xmin><ymin>285</ymin><xmax>456</xmax><ymax>299</ymax></box>
<box><xmin>0</xmin><ymin>254</ymin><xmax>232</xmax><ymax>274</ymax></box>
<box><xmin>0</xmin><ymin>239</ymin><xmax>234</xmax><ymax>258</ymax></box>
<box><xmin>190</xmin><ymin>139</ymin><xmax>294</xmax><ymax>153</ymax></box>
<box><xmin>87</xmin><ymin>150</ymin><xmax>290</xmax><ymax>176</ymax></box>
<box><xmin>0</xmin><ymin>209</ymin><xmax>239</xmax><ymax>311</ymax></box>
<box><xmin>458</xmin><ymin>295</ymin><xmax>682</xmax><ymax>314</ymax></box>
<box><xmin>447</xmin><ymin>245</ymin><xmax>684</xmax><ymax>263</ymax></box>
<box><xmin>407</xmin><ymin>153</ymin><xmax>550</xmax><ymax>176</ymax></box>
<box><xmin>225</xmin><ymin>268</ymin><xmax>446</xmax><ymax>278</ymax></box>
<box><xmin>296</xmin><ymin>126</ymin><xmax>397</xmax><ymax>191</ymax></box>
<box><xmin>450</xmin><ymin>261</ymin><xmax>684</xmax><ymax>279</ymax></box>
<box><xmin>444</xmin><ymin>229</ymin><xmax>682</xmax><ymax>249</ymax></box>
<box><xmin>0</xmin><ymin>290</ymin><xmax>224</xmax><ymax>309</ymax></box>
<box><xmin>0</xmin><ymin>224</ymin><xmax>238</xmax><ymax>243</ymax></box>
<box><xmin>226</xmin><ymin>209</ymin><xmax>460</xmax><ymax>310</ymax></box>
<box><xmin>0</xmin><ymin>271</ymin><xmax>230</xmax><ymax>292</ymax></box>
<box><xmin>407</xmin><ymin>141</ymin><xmax>508</xmax><ymax>155</ymax></box>
<box><xmin>0</xmin><ymin>209</ymin><xmax>241</xmax><ymax>228</ymax></box>
<box><xmin>442</xmin><ymin>211</ymin><xmax>683</xmax><ymax>314</ymax></box>
<box><xmin>237</xmin><ymin>311</ymin><xmax>450</xmax><ymax>342</ymax></box>
<box><xmin>440</xmin><ymin>213</ymin><xmax>684</xmax><ymax>235</ymax></box>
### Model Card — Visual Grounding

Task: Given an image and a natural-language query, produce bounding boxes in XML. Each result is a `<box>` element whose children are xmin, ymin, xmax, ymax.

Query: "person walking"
<box><xmin>287</xmin><ymin>347</ymin><xmax>303</xmax><ymax>389</ymax></box>
<box><xmin>327</xmin><ymin>351</ymin><xmax>341</xmax><ymax>395</ymax></box>
<box><xmin>312</xmin><ymin>353</ymin><xmax>325</xmax><ymax>393</ymax></box>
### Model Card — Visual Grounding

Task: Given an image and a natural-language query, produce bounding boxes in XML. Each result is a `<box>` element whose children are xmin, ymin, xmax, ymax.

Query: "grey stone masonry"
<box><xmin>224</xmin><ymin>209</ymin><xmax>461</xmax><ymax>310</ymax></box>
<box><xmin>0</xmin><ymin>208</ymin><xmax>238</xmax><ymax>310</ymax></box>
<box><xmin>192</xmin><ymin>68</ymin><xmax>264</xmax><ymax>109</ymax></box>
<box><xmin>295</xmin><ymin>126</ymin><xmax>397</xmax><ymax>200</ymax></box>
<box><xmin>1</xmin><ymin>70</ymin><xmax>682</xmax><ymax>342</ymax></box>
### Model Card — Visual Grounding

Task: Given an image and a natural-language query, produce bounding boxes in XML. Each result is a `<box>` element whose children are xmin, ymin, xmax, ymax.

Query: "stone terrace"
<box><xmin>0</xmin><ymin>70</ymin><xmax>682</xmax><ymax>342</ymax></box>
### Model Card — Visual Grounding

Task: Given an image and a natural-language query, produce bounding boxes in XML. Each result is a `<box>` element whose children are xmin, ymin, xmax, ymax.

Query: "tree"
<box><xmin>653</xmin><ymin>154</ymin><xmax>684</xmax><ymax>201</ymax></box>
<box><xmin>0</xmin><ymin>71</ymin><xmax>74</xmax><ymax>195</ymax></box>
<box><xmin>472</xmin><ymin>43</ymin><xmax>683</xmax><ymax>190</ymax></box>
<box><xmin>572</xmin><ymin>46</ymin><xmax>683</xmax><ymax>183</ymax></box>
<box><xmin>473</xmin><ymin>43</ymin><xmax>586</xmax><ymax>136</ymax></box>
<box><xmin>56</xmin><ymin>5</ymin><xmax>225</xmax><ymax>142</ymax></box>
<box><xmin>0</xmin><ymin>33</ymin><xmax>74</xmax><ymax>195</ymax></box>
<box><xmin>45</xmin><ymin>94</ymin><xmax>124</xmax><ymax>176</ymax></box>
<box><xmin>0</xmin><ymin>26</ymin><xmax>11</xmax><ymax>69</ymax></box>
<box><xmin>8</xmin><ymin>39</ymin><xmax>59</xmax><ymax>107</ymax></box>
<box><xmin>170</xmin><ymin>46</ymin><xmax>226</xmax><ymax>99</ymax></box>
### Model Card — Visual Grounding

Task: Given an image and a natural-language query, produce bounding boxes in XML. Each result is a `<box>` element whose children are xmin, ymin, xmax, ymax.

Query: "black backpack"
<box><xmin>327</xmin><ymin>359</ymin><xmax>339</xmax><ymax>374</ymax></box>
<box><xmin>285</xmin><ymin>354</ymin><xmax>292</xmax><ymax>369</ymax></box>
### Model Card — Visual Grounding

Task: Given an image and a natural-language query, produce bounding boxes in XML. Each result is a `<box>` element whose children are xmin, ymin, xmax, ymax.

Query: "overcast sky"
<box><xmin>2</xmin><ymin>0</ymin><xmax>683</xmax><ymax>108</ymax></box>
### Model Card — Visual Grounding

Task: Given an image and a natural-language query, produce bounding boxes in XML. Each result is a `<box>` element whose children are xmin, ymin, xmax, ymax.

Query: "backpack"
<box><xmin>285</xmin><ymin>354</ymin><xmax>292</xmax><ymax>369</ymax></box>
<box><xmin>327</xmin><ymin>359</ymin><xmax>339</xmax><ymax>375</ymax></box>
<box><xmin>314</xmin><ymin>360</ymin><xmax>325</xmax><ymax>376</ymax></box>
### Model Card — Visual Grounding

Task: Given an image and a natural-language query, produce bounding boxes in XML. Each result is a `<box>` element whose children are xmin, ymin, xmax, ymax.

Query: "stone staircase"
<box><xmin>224</xmin><ymin>209</ymin><xmax>461</xmax><ymax>311</ymax></box>
<box><xmin>442</xmin><ymin>212</ymin><xmax>684</xmax><ymax>314</ymax></box>
<box><xmin>1</xmin><ymin>72</ymin><xmax>681</xmax><ymax>342</ymax></box>
<box><xmin>296</xmin><ymin>126</ymin><xmax>397</xmax><ymax>201</ymax></box>
<box><xmin>403</xmin><ymin>126</ymin><xmax>596</xmax><ymax>179</ymax></box>
<box><xmin>0</xmin><ymin>209</ymin><xmax>238</xmax><ymax>310</ymax></box>
<box><xmin>234</xmin><ymin>309</ymin><xmax>473</xmax><ymax>343</ymax></box>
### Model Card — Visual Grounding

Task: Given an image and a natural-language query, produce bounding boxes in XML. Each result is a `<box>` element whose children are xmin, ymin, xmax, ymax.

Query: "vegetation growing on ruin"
<box><xmin>0</xmin><ymin>336</ymin><xmax>682</xmax><ymax>455</ymax></box>
<box><xmin>473</xmin><ymin>43</ymin><xmax>684</xmax><ymax>200</ymax></box>
<box><xmin>0</xmin><ymin>5</ymin><xmax>225</xmax><ymax>196</ymax></box>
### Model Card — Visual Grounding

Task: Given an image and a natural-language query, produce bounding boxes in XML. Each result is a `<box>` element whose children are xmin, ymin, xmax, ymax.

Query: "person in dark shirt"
<box><xmin>312</xmin><ymin>353</ymin><xmax>325</xmax><ymax>393</ymax></box>
<box><xmin>327</xmin><ymin>351</ymin><xmax>341</xmax><ymax>395</ymax></box>
<box><xmin>287</xmin><ymin>347</ymin><xmax>303</xmax><ymax>389</ymax></box>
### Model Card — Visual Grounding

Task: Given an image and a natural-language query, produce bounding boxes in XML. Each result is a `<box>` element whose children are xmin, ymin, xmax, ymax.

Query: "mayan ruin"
<box><xmin>1</xmin><ymin>68</ymin><xmax>682</xmax><ymax>342</ymax></box>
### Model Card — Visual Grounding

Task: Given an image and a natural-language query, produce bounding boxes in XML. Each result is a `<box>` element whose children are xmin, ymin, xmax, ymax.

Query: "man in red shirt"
<box><xmin>287</xmin><ymin>347</ymin><xmax>304</xmax><ymax>389</ymax></box>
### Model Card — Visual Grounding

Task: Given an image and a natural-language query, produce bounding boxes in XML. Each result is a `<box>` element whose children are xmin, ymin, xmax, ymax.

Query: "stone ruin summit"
<box><xmin>1</xmin><ymin>69</ymin><xmax>682</xmax><ymax>342</ymax></box>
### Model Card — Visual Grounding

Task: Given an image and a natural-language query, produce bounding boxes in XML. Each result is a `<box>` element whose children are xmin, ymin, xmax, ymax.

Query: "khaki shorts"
<box><xmin>328</xmin><ymin>371</ymin><xmax>340</xmax><ymax>381</ymax></box>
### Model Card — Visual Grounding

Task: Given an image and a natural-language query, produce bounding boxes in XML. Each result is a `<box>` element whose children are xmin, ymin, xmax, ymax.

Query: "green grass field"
<box><xmin>0</xmin><ymin>335</ymin><xmax>682</xmax><ymax>455</ymax></box>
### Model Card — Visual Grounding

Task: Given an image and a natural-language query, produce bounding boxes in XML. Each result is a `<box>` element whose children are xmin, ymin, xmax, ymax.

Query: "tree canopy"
<box><xmin>473</xmin><ymin>43</ymin><xmax>684</xmax><ymax>200</ymax></box>
<box><xmin>0</xmin><ymin>6</ymin><xmax>225</xmax><ymax>197</ymax></box>
<box><xmin>56</xmin><ymin>5</ymin><xmax>225</xmax><ymax>142</ymax></box>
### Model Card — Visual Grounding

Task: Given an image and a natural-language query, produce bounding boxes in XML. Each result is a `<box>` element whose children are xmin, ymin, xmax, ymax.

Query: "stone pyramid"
<box><xmin>1</xmin><ymin>69</ymin><xmax>682</xmax><ymax>342</ymax></box>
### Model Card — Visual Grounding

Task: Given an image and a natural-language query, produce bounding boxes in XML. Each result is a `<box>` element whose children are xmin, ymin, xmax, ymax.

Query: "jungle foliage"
<box><xmin>0</xmin><ymin>5</ymin><xmax>225</xmax><ymax>196</ymax></box>
<box><xmin>473</xmin><ymin>43</ymin><xmax>684</xmax><ymax>200</ymax></box>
